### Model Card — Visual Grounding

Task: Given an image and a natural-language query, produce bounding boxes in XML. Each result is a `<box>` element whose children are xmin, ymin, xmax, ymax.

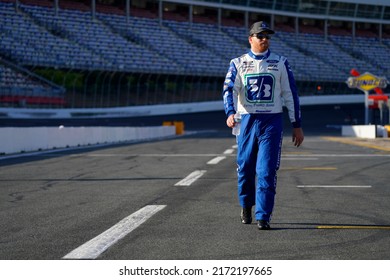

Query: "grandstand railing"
<box><xmin>0</xmin><ymin>1</ymin><xmax>388</xmax><ymax>110</ymax></box>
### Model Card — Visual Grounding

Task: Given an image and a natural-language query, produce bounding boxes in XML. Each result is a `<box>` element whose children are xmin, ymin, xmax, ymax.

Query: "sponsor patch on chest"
<box><xmin>242</xmin><ymin>61</ymin><xmax>255</xmax><ymax>71</ymax></box>
<box><xmin>267</xmin><ymin>64</ymin><xmax>278</xmax><ymax>71</ymax></box>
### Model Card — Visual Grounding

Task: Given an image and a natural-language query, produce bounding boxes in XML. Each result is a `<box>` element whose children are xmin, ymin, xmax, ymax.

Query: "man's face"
<box><xmin>249</xmin><ymin>32</ymin><xmax>272</xmax><ymax>53</ymax></box>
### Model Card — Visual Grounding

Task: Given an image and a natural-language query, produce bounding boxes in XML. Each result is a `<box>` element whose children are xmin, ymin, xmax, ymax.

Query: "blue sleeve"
<box><xmin>284</xmin><ymin>59</ymin><xmax>302</xmax><ymax>128</ymax></box>
<box><xmin>222</xmin><ymin>61</ymin><xmax>237</xmax><ymax>117</ymax></box>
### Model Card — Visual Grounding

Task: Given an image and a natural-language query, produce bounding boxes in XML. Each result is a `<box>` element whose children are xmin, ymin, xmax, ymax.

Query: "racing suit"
<box><xmin>223</xmin><ymin>49</ymin><xmax>302</xmax><ymax>222</ymax></box>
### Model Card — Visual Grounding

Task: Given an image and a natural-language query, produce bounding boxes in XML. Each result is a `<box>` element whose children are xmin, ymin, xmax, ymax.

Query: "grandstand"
<box><xmin>0</xmin><ymin>0</ymin><xmax>389</xmax><ymax>109</ymax></box>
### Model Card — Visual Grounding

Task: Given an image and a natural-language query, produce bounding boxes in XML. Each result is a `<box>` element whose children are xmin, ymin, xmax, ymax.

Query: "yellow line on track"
<box><xmin>317</xmin><ymin>225</ymin><xmax>390</xmax><ymax>230</ymax></box>
<box><xmin>323</xmin><ymin>137</ymin><xmax>390</xmax><ymax>152</ymax></box>
<box><xmin>282</xmin><ymin>167</ymin><xmax>337</xmax><ymax>171</ymax></box>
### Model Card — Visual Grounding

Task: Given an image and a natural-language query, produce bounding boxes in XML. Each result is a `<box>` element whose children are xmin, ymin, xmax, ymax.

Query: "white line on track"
<box><xmin>84</xmin><ymin>153</ymin><xmax>390</xmax><ymax>158</ymax></box>
<box><xmin>282</xmin><ymin>157</ymin><xmax>318</xmax><ymax>160</ymax></box>
<box><xmin>223</xmin><ymin>149</ymin><xmax>234</xmax><ymax>154</ymax></box>
<box><xmin>87</xmin><ymin>153</ymin><xmax>231</xmax><ymax>157</ymax></box>
<box><xmin>62</xmin><ymin>205</ymin><xmax>166</xmax><ymax>260</ymax></box>
<box><xmin>285</xmin><ymin>154</ymin><xmax>390</xmax><ymax>157</ymax></box>
<box><xmin>297</xmin><ymin>185</ymin><xmax>372</xmax><ymax>188</ymax></box>
<box><xmin>207</xmin><ymin>156</ymin><xmax>226</xmax><ymax>165</ymax></box>
<box><xmin>174</xmin><ymin>170</ymin><xmax>206</xmax><ymax>186</ymax></box>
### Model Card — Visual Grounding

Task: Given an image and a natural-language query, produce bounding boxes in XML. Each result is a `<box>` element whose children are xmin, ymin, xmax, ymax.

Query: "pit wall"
<box><xmin>0</xmin><ymin>126</ymin><xmax>176</xmax><ymax>155</ymax></box>
<box><xmin>342</xmin><ymin>125</ymin><xmax>389</xmax><ymax>139</ymax></box>
<box><xmin>0</xmin><ymin>95</ymin><xmax>383</xmax><ymax>155</ymax></box>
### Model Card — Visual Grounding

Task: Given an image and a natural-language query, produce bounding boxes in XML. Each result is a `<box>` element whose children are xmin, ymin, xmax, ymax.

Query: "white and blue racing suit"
<box><xmin>223</xmin><ymin>49</ymin><xmax>302</xmax><ymax>222</ymax></box>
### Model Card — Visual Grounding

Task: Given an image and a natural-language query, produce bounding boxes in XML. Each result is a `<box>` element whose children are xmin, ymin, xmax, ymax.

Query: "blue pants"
<box><xmin>236</xmin><ymin>113</ymin><xmax>283</xmax><ymax>222</ymax></box>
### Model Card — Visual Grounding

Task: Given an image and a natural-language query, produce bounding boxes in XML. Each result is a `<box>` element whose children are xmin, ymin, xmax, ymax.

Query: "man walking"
<box><xmin>223</xmin><ymin>21</ymin><xmax>304</xmax><ymax>230</ymax></box>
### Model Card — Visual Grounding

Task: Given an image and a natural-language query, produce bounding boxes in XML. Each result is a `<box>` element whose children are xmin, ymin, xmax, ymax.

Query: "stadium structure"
<box><xmin>0</xmin><ymin>0</ymin><xmax>389</xmax><ymax>115</ymax></box>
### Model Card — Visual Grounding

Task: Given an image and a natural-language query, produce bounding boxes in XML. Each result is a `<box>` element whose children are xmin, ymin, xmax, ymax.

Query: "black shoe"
<box><xmin>240</xmin><ymin>207</ymin><xmax>252</xmax><ymax>224</ymax></box>
<box><xmin>257</xmin><ymin>220</ymin><xmax>271</xmax><ymax>230</ymax></box>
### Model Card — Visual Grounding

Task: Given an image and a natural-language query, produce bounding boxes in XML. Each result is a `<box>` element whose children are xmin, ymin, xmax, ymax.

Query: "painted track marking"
<box><xmin>174</xmin><ymin>170</ymin><xmax>207</xmax><ymax>186</ymax></box>
<box><xmin>283</xmin><ymin>167</ymin><xmax>337</xmax><ymax>170</ymax></box>
<box><xmin>318</xmin><ymin>225</ymin><xmax>390</xmax><ymax>230</ymax></box>
<box><xmin>323</xmin><ymin>136</ymin><xmax>390</xmax><ymax>152</ymax></box>
<box><xmin>223</xmin><ymin>149</ymin><xmax>234</xmax><ymax>154</ymax></box>
<box><xmin>297</xmin><ymin>185</ymin><xmax>372</xmax><ymax>188</ymax></box>
<box><xmin>62</xmin><ymin>205</ymin><xmax>166</xmax><ymax>259</ymax></box>
<box><xmin>207</xmin><ymin>156</ymin><xmax>226</xmax><ymax>165</ymax></box>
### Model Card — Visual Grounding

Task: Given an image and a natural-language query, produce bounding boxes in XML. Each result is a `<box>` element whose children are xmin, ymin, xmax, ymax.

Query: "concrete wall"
<box><xmin>0</xmin><ymin>95</ymin><xmax>375</xmax><ymax>155</ymax></box>
<box><xmin>0</xmin><ymin>126</ymin><xmax>176</xmax><ymax>155</ymax></box>
<box><xmin>342</xmin><ymin>125</ymin><xmax>388</xmax><ymax>138</ymax></box>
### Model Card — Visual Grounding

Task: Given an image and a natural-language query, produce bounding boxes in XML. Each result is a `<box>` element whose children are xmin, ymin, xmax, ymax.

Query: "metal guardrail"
<box><xmin>0</xmin><ymin>95</ymin><xmax>369</xmax><ymax>119</ymax></box>
<box><xmin>0</xmin><ymin>67</ymin><xmax>364</xmax><ymax>109</ymax></box>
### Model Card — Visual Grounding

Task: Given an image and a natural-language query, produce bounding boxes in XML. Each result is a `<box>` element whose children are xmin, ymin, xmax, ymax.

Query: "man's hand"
<box><xmin>226</xmin><ymin>114</ymin><xmax>235</xmax><ymax>128</ymax></box>
<box><xmin>292</xmin><ymin>127</ymin><xmax>304</xmax><ymax>147</ymax></box>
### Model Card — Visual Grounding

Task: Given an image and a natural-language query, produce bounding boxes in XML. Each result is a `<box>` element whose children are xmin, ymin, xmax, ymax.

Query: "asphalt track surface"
<box><xmin>1</xmin><ymin>104</ymin><xmax>390</xmax><ymax>260</ymax></box>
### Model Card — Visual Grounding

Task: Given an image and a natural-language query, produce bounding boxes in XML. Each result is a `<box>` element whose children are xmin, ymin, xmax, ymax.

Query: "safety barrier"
<box><xmin>0</xmin><ymin>125</ymin><xmax>176</xmax><ymax>155</ymax></box>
